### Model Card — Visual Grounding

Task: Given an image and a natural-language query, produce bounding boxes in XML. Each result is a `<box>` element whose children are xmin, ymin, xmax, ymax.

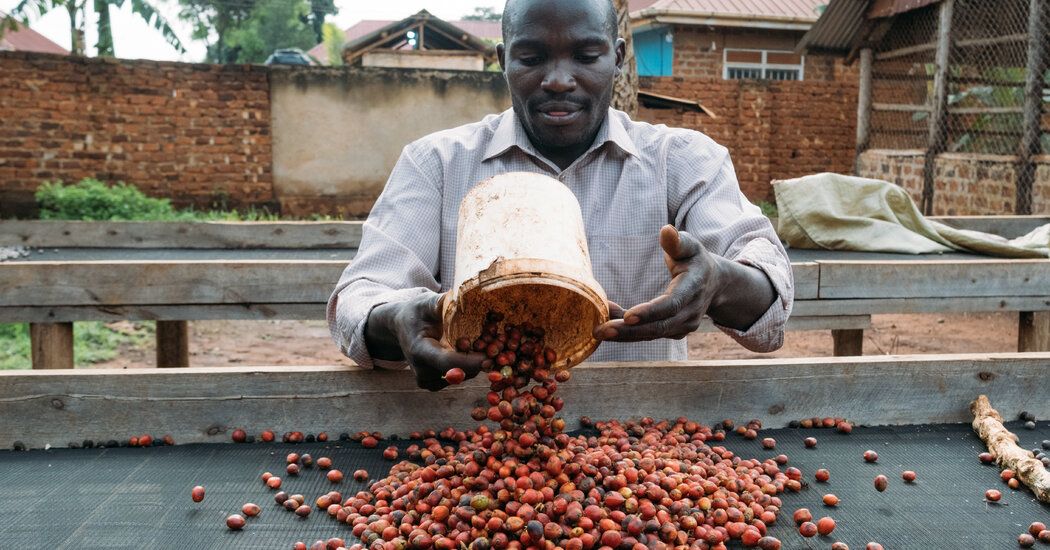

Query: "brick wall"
<box><xmin>670</xmin><ymin>25</ymin><xmax>857</xmax><ymax>83</ymax></box>
<box><xmin>638</xmin><ymin>77</ymin><xmax>858</xmax><ymax>202</ymax></box>
<box><xmin>857</xmin><ymin>149</ymin><xmax>1050</xmax><ymax>215</ymax></box>
<box><xmin>0</xmin><ymin>51</ymin><xmax>274</xmax><ymax>217</ymax></box>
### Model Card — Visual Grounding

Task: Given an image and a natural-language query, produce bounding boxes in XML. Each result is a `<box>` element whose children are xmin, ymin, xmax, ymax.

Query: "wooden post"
<box><xmin>156</xmin><ymin>320</ymin><xmax>189</xmax><ymax>368</ymax></box>
<box><xmin>29</xmin><ymin>322</ymin><xmax>73</xmax><ymax>369</ymax></box>
<box><xmin>922</xmin><ymin>0</ymin><xmax>954</xmax><ymax>216</ymax></box>
<box><xmin>1018</xmin><ymin>312</ymin><xmax>1050</xmax><ymax>352</ymax></box>
<box><xmin>832</xmin><ymin>329</ymin><xmax>864</xmax><ymax>356</ymax></box>
<box><xmin>1017</xmin><ymin>0</ymin><xmax>1049</xmax><ymax>215</ymax></box>
<box><xmin>855</xmin><ymin>47</ymin><xmax>873</xmax><ymax>175</ymax></box>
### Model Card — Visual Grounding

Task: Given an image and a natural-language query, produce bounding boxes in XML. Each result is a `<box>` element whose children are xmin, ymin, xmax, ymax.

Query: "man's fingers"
<box><xmin>411</xmin><ymin>337</ymin><xmax>485</xmax><ymax>388</ymax></box>
<box><xmin>607</xmin><ymin>301</ymin><xmax>625</xmax><ymax>320</ymax></box>
<box><xmin>596</xmin><ymin>309</ymin><xmax>701</xmax><ymax>342</ymax></box>
<box><xmin>660</xmin><ymin>225</ymin><xmax>702</xmax><ymax>263</ymax></box>
<box><xmin>622</xmin><ymin>271</ymin><xmax>698</xmax><ymax>326</ymax></box>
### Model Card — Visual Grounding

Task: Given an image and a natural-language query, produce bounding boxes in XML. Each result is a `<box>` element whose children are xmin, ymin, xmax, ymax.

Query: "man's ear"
<box><xmin>497</xmin><ymin>43</ymin><xmax>507</xmax><ymax>73</ymax></box>
<box><xmin>614</xmin><ymin>37</ymin><xmax>626</xmax><ymax>73</ymax></box>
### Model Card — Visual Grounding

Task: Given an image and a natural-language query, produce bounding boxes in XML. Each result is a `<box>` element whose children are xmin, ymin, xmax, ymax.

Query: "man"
<box><xmin>328</xmin><ymin>0</ymin><xmax>793</xmax><ymax>390</ymax></box>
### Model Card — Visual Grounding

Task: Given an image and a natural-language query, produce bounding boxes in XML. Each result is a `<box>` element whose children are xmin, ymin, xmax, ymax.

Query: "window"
<box><xmin>723</xmin><ymin>49</ymin><xmax>804</xmax><ymax>81</ymax></box>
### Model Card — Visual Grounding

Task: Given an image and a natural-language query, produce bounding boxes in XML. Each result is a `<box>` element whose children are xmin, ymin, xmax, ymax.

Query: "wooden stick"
<box><xmin>970</xmin><ymin>394</ymin><xmax>1050</xmax><ymax>502</ymax></box>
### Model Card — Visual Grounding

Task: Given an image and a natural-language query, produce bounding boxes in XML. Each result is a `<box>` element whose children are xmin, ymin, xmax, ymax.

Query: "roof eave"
<box><xmin>632</xmin><ymin>10</ymin><xmax>817</xmax><ymax>32</ymax></box>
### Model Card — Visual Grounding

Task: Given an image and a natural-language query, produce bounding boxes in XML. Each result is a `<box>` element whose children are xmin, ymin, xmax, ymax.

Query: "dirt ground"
<box><xmin>89</xmin><ymin>311</ymin><xmax>1020</xmax><ymax>369</ymax></box>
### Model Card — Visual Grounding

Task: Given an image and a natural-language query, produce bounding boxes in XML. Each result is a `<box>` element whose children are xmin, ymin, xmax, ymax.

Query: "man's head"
<box><xmin>497</xmin><ymin>0</ymin><xmax>625</xmax><ymax>166</ymax></box>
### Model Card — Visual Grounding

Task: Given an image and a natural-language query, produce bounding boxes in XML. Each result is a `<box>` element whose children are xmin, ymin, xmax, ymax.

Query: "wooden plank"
<box><xmin>817</xmin><ymin>260</ymin><xmax>1050</xmax><ymax>299</ymax></box>
<box><xmin>1019</xmin><ymin>311</ymin><xmax>1050</xmax><ymax>352</ymax></box>
<box><xmin>29</xmin><ymin>322</ymin><xmax>73</xmax><ymax>370</ymax></box>
<box><xmin>832</xmin><ymin>329</ymin><xmax>864</xmax><ymax>356</ymax></box>
<box><xmin>922</xmin><ymin>0</ymin><xmax>953</xmax><ymax>215</ymax></box>
<box><xmin>929</xmin><ymin>215</ymin><xmax>1049</xmax><ymax>238</ymax></box>
<box><xmin>791</xmin><ymin>262</ymin><xmax>819</xmax><ymax>300</ymax></box>
<box><xmin>872</xmin><ymin>102</ymin><xmax>930</xmax><ymax>113</ymax></box>
<box><xmin>855</xmin><ymin>47</ymin><xmax>873</xmax><ymax>171</ymax></box>
<box><xmin>794</xmin><ymin>296</ymin><xmax>1050</xmax><ymax>316</ymax></box>
<box><xmin>1018</xmin><ymin>0</ymin><xmax>1049</xmax><ymax>214</ymax></box>
<box><xmin>0</xmin><ymin>304</ymin><xmax>324</xmax><ymax>323</ymax></box>
<box><xmin>156</xmin><ymin>320</ymin><xmax>189</xmax><ymax>368</ymax></box>
<box><xmin>1</xmin><ymin>353</ymin><xmax>1048</xmax><ymax>449</ymax></box>
<box><xmin>697</xmin><ymin>315</ymin><xmax>870</xmax><ymax>333</ymax></box>
<box><xmin>0</xmin><ymin>261</ymin><xmax>346</xmax><ymax>307</ymax></box>
<box><xmin>0</xmin><ymin>221</ymin><xmax>364</xmax><ymax>249</ymax></box>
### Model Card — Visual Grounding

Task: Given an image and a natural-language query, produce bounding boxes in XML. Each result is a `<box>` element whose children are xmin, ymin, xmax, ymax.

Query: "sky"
<box><xmin>1</xmin><ymin>0</ymin><xmax>503</xmax><ymax>62</ymax></box>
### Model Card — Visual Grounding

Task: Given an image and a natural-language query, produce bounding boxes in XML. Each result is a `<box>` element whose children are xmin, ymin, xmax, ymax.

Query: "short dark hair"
<box><xmin>501</xmin><ymin>0</ymin><xmax>619</xmax><ymax>44</ymax></box>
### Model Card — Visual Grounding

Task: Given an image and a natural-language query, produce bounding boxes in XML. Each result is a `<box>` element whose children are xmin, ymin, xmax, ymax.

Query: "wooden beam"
<box><xmin>832</xmin><ymin>329</ymin><xmax>864</xmax><ymax>356</ymax></box>
<box><xmin>929</xmin><ymin>215</ymin><xmax>1050</xmax><ymax>238</ymax></box>
<box><xmin>0</xmin><ymin>304</ymin><xmax>324</xmax><ymax>323</ymax></box>
<box><xmin>1017</xmin><ymin>0</ymin><xmax>1049</xmax><ymax>215</ymax></box>
<box><xmin>0</xmin><ymin>261</ymin><xmax>346</xmax><ymax>307</ymax></box>
<box><xmin>792</xmin><ymin>262</ymin><xmax>819</xmax><ymax>300</ymax></box>
<box><xmin>2</xmin><ymin>354</ymin><xmax>1049</xmax><ymax>448</ymax></box>
<box><xmin>872</xmin><ymin>33</ymin><xmax>1029</xmax><ymax>62</ymax></box>
<box><xmin>29</xmin><ymin>322</ymin><xmax>73</xmax><ymax>370</ymax></box>
<box><xmin>794</xmin><ymin>296</ymin><xmax>1050</xmax><ymax>316</ymax></box>
<box><xmin>0</xmin><ymin>221</ymin><xmax>364</xmax><ymax>249</ymax></box>
<box><xmin>156</xmin><ymin>320</ymin><xmax>189</xmax><ymax>368</ymax></box>
<box><xmin>922</xmin><ymin>0</ymin><xmax>954</xmax><ymax>216</ymax></box>
<box><xmin>1019</xmin><ymin>311</ymin><xmax>1050</xmax><ymax>352</ymax></box>
<box><xmin>872</xmin><ymin>102</ymin><xmax>930</xmax><ymax>112</ymax></box>
<box><xmin>818</xmin><ymin>259</ymin><xmax>1050</xmax><ymax>300</ymax></box>
<box><xmin>855</xmin><ymin>47</ymin><xmax>873</xmax><ymax>174</ymax></box>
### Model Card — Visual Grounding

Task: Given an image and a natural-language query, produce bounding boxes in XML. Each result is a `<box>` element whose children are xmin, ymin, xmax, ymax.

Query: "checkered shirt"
<box><xmin>328</xmin><ymin>108</ymin><xmax>793</xmax><ymax>368</ymax></box>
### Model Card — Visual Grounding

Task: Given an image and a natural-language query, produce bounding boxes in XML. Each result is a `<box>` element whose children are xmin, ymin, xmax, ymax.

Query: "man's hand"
<box><xmin>365</xmin><ymin>292</ymin><xmax>487</xmax><ymax>391</ymax></box>
<box><xmin>593</xmin><ymin>225</ymin><xmax>776</xmax><ymax>342</ymax></box>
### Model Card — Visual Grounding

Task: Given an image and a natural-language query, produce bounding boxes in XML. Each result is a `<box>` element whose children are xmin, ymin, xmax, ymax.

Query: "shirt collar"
<box><xmin>482</xmin><ymin>108</ymin><xmax>639</xmax><ymax>163</ymax></box>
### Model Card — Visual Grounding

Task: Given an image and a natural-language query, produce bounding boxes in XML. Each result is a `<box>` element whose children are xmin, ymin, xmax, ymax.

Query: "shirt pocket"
<box><xmin>587</xmin><ymin>235</ymin><xmax>669</xmax><ymax>309</ymax></box>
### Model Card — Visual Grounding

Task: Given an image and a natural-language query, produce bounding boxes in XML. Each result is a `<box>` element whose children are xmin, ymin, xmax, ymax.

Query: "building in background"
<box><xmin>308</xmin><ymin>12</ymin><xmax>500</xmax><ymax>69</ymax></box>
<box><xmin>629</xmin><ymin>0</ymin><xmax>849</xmax><ymax>82</ymax></box>
<box><xmin>0</xmin><ymin>13</ymin><xmax>68</xmax><ymax>55</ymax></box>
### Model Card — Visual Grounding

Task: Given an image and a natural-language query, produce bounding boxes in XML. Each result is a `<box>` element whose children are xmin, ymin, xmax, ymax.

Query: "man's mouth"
<box><xmin>536</xmin><ymin>103</ymin><xmax>584</xmax><ymax>125</ymax></box>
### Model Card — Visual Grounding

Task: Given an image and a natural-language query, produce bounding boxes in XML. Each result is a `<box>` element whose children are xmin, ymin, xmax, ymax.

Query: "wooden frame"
<box><xmin>1</xmin><ymin>353</ymin><xmax>1047</xmax><ymax>449</ymax></box>
<box><xmin>2</xmin><ymin>218</ymin><xmax>1048</xmax><ymax>368</ymax></box>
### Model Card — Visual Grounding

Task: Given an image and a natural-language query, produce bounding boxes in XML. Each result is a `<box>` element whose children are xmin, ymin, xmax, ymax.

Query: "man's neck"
<box><xmin>534</xmin><ymin>141</ymin><xmax>593</xmax><ymax>171</ymax></box>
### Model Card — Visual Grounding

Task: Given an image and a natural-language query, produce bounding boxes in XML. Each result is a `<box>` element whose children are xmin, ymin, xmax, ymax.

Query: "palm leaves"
<box><xmin>1</xmin><ymin>0</ymin><xmax>185</xmax><ymax>57</ymax></box>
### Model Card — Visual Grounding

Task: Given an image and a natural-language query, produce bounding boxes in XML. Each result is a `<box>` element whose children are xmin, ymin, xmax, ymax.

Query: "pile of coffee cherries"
<box><xmin>320</xmin><ymin>312</ymin><xmax>791</xmax><ymax>550</ymax></box>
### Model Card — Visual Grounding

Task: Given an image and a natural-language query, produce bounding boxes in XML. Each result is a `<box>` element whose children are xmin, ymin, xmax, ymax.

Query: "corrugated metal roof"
<box><xmin>639</xmin><ymin>0</ymin><xmax>827</xmax><ymax>21</ymax></box>
<box><xmin>796</xmin><ymin>0</ymin><xmax>944</xmax><ymax>55</ymax></box>
<box><xmin>795</xmin><ymin>0</ymin><xmax>869</xmax><ymax>54</ymax></box>
<box><xmin>0</xmin><ymin>14</ymin><xmax>68</xmax><ymax>54</ymax></box>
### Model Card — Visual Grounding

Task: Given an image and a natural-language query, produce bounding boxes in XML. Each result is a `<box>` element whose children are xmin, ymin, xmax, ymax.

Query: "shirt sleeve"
<box><xmin>326</xmin><ymin>144</ymin><xmax>442</xmax><ymax>369</ymax></box>
<box><xmin>668</xmin><ymin>132</ymin><xmax>793</xmax><ymax>352</ymax></box>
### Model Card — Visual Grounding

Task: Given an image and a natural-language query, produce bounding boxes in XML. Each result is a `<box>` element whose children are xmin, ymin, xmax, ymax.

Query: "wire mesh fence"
<box><xmin>868</xmin><ymin>0</ymin><xmax>1049</xmax><ymax>214</ymax></box>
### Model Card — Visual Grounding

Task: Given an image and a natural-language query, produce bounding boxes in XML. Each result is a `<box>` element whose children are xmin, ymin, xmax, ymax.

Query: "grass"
<box><xmin>756</xmin><ymin>200</ymin><xmax>778</xmax><ymax>219</ymax></box>
<box><xmin>0</xmin><ymin>321</ymin><xmax>154</xmax><ymax>370</ymax></box>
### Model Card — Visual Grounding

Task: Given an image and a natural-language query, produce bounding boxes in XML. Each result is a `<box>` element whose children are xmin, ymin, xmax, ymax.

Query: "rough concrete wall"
<box><xmin>270</xmin><ymin>67</ymin><xmax>510</xmax><ymax>217</ymax></box>
<box><xmin>857</xmin><ymin>150</ymin><xmax>1050</xmax><ymax>215</ymax></box>
<box><xmin>362</xmin><ymin>51</ymin><xmax>485</xmax><ymax>71</ymax></box>
<box><xmin>637</xmin><ymin>77</ymin><xmax>858</xmax><ymax>203</ymax></box>
<box><xmin>0</xmin><ymin>51</ymin><xmax>274</xmax><ymax>217</ymax></box>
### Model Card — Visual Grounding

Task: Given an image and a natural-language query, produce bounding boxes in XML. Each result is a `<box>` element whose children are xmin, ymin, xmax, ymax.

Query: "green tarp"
<box><xmin>773</xmin><ymin>173</ymin><xmax>1049</xmax><ymax>258</ymax></box>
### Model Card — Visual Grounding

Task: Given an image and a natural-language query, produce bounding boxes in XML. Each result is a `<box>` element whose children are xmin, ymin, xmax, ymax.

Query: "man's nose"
<box><xmin>541</xmin><ymin>62</ymin><xmax>577</xmax><ymax>93</ymax></box>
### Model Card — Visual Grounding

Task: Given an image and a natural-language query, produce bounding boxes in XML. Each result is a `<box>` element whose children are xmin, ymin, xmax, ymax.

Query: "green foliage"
<box><xmin>36</xmin><ymin>179</ymin><xmax>180</xmax><ymax>221</ymax></box>
<box><xmin>178</xmin><ymin>0</ymin><xmax>258</xmax><ymax>63</ymax></box>
<box><xmin>32</xmin><ymin>177</ymin><xmax>334</xmax><ymax>221</ymax></box>
<box><xmin>224</xmin><ymin>0</ymin><xmax>318</xmax><ymax>64</ymax></box>
<box><xmin>0</xmin><ymin>322</ymin><xmax>154</xmax><ymax>370</ymax></box>
<box><xmin>756</xmin><ymin>200</ymin><xmax>778</xmax><ymax>219</ymax></box>
<box><xmin>322</xmin><ymin>21</ymin><xmax>344</xmax><ymax>66</ymax></box>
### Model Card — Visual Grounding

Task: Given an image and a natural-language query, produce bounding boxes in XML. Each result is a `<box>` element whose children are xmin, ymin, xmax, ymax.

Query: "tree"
<box><xmin>223</xmin><ymin>0</ymin><xmax>317</xmax><ymax>63</ymax></box>
<box><xmin>2</xmin><ymin>0</ymin><xmax>184</xmax><ymax>57</ymax></box>
<box><xmin>321</xmin><ymin>21</ymin><xmax>344</xmax><ymax>66</ymax></box>
<box><xmin>610</xmin><ymin>0</ymin><xmax>638</xmax><ymax>117</ymax></box>
<box><xmin>306</xmin><ymin>0</ymin><xmax>336</xmax><ymax>44</ymax></box>
<box><xmin>462</xmin><ymin>6</ymin><xmax>501</xmax><ymax>21</ymax></box>
<box><xmin>178</xmin><ymin>0</ymin><xmax>257</xmax><ymax>63</ymax></box>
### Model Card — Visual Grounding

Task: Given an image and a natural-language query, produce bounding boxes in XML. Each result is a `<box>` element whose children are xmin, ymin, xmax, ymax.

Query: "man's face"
<box><xmin>498</xmin><ymin>0</ymin><xmax>625</xmax><ymax>158</ymax></box>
